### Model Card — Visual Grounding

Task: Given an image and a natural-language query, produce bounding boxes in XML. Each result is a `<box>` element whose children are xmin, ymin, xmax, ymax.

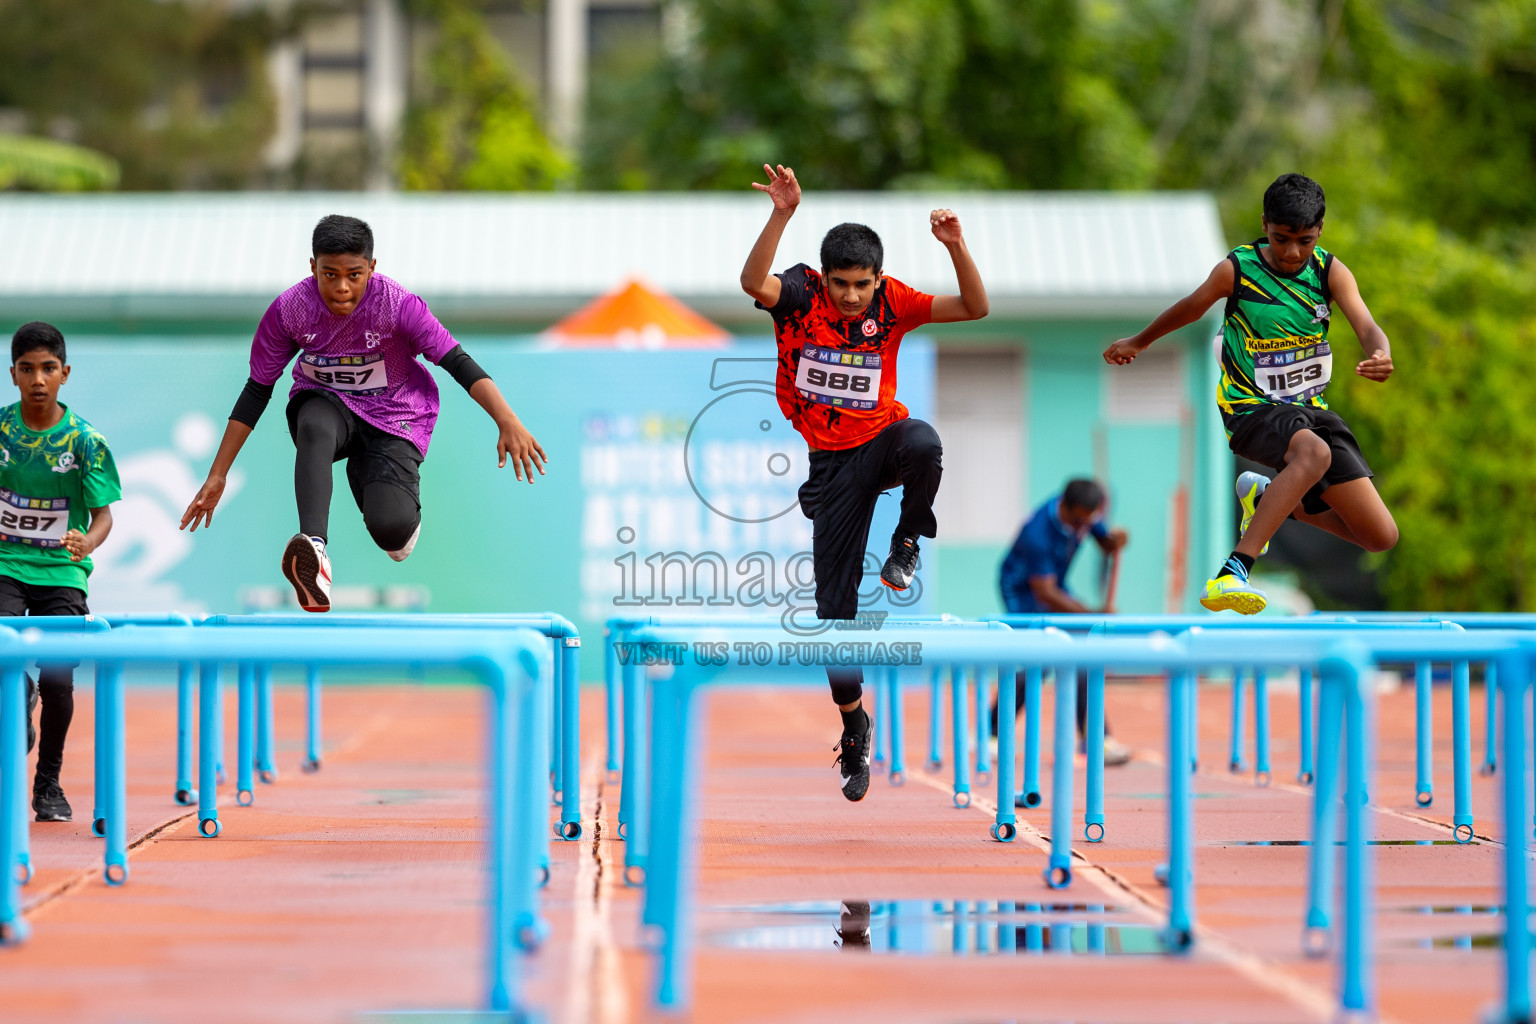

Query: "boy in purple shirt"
<box><xmin>180</xmin><ymin>215</ymin><xmax>545</xmax><ymax>610</ymax></box>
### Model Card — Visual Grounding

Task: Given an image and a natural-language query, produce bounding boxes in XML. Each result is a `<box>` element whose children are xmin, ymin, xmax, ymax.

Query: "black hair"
<box><xmin>1062</xmin><ymin>478</ymin><xmax>1105</xmax><ymax>512</ymax></box>
<box><xmin>820</xmin><ymin>223</ymin><xmax>883</xmax><ymax>274</ymax></box>
<box><xmin>11</xmin><ymin>322</ymin><xmax>65</xmax><ymax>365</ymax></box>
<box><xmin>312</xmin><ymin>214</ymin><xmax>375</xmax><ymax>260</ymax></box>
<box><xmin>1263</xmin><ymin>173</ymin><xmax>1326</xmax><ymax>230</ymax></box>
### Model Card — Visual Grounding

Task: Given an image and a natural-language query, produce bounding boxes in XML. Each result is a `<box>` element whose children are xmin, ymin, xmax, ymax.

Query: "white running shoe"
<box><xmin>281</xmin><ymin>534</ymin><xmax>332</xmax><ymax>612</ymax></box>
<box><xmin>387</xmin><ymin>522</ymin><xmax>421</xmax><ymax>563</ymax></box>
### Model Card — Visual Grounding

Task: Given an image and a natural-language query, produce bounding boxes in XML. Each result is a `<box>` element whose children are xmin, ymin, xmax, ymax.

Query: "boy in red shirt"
<box><xmin>741</xmin><ymin>164</ymin><xmax>990</xmax><ymax>801</ymax></box>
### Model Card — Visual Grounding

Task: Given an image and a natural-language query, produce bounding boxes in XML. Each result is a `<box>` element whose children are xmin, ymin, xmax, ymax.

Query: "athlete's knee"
<box><xmin>295</xmin><ymin>400</ymin><xmax>344</xmax><ymax>448</ymax></box>
<box><xmin>1285</xmin><ymin>429</ymin><xmax>1331</xmax><ymax>477</ymax></box>
<box><xmin>1359</xmin><ymin>516</ymin><xmax>1399</xmax><ymax>553</ymax></box>
<box><xmin>901</xmin><ymin>419</ymin><xmax>943</xmax><ymax>466</ymax></box>
<box><xmin>362</xmin><ymin>490</ymin><xmax>419</xmax><ymax>552</ymax></box>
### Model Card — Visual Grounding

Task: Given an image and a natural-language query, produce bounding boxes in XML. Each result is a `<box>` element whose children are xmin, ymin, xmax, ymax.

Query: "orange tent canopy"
<box><xmin>543</xmin><ymin>278</ymin><xmax>728</xmax><ymax>348</ymax></box>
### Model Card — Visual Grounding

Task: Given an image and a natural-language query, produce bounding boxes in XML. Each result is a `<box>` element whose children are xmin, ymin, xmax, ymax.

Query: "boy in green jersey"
<box><xmin>0</xmin><ymin>323</ymin><xmax>121</xmax><ymax>820</ymax></box>
<box><xmin>1103</xmin><ymin>174</ymin><xmax>1398</xmax><ymax>614</ymax></box>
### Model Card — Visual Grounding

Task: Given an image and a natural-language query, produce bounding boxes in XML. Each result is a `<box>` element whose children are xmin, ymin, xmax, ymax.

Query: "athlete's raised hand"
<box><xmin>930</xmin><ymin>209</ymin><xmax>964</xmax><ymax>246</ymax></box>
<box><xmin>1103</xmin><ymin>337</ymin><xmax>1150</xmax><ymax>365</ymax></box>
<box><xmin>497</xmin><ymin>417</ymin><xmax>548</xmax><ymax>483</ymax></box>
<box><xmin>180</xmin><ymin>474</ymin><xmax>227</xmax><ymax>531</ymax></box>
<box><xmin>751</xmin><ymin>164</ymin><xmax>801</xmax><ymax>212</ymax></box>
<box><xmin>1356</xmin><ymin>349</ymin><xmax>1393</xmax><ymax>382</ymax></box>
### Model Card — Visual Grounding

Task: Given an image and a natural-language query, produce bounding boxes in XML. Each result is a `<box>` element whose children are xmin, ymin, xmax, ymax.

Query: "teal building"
<box><xmin>0</xmin><ymin>193</ymin><xmax>1230</xmax><ymax>669</ymax></box>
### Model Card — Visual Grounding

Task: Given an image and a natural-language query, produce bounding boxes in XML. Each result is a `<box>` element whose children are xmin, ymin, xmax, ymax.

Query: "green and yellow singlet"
<box><xmin>1217</xmin><ymin>240</ymin><xmax>1335</xmax><ymax>420</ymax></box>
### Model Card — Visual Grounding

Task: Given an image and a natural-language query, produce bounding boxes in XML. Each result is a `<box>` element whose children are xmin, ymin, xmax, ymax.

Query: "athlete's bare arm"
<box><xmin>929</xmin><ymin>210</ymin><xmax>989</xmax><ymax>323</ymax></box>
<box><xmin>467</xmin><ymin>377</ymin><xmax>547</xmax><ymax>483</ymax></box>
<box><xmin>1329</xmin><ymin>259</ymin><xmax>1393</xmax><ymax>382</ymax></box>
<box><xmin>179</xmin><ymin>420</ymin><xmax>252</xmax><ymax>532</ymax></box>
<box><xmin>1103</xmin><ymin>259</ymin><xmax>1235</xmax><ymax>365</ymax></box>
<box><xmin>63</xmin><ymin>505</ymin><xmax>113</xmax><ymax>563</ymax></box>
<box><xmin>740</xmin><ymin>164</ymin><xmax>801</xmax><ymax>308</ymax></box>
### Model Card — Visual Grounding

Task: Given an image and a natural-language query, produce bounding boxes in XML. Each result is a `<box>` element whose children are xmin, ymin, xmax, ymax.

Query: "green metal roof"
<box><xmin>0</xmin><ymin>191</ymin><xmax>1225</xmax><ymax>326</ymax></box>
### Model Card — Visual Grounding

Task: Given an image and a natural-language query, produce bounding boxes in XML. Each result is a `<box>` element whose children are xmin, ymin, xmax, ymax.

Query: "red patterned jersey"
<box><xmin>757</xmin><ymin>264</ymin><xmax>934</xmax><ymax>451</ymax></box>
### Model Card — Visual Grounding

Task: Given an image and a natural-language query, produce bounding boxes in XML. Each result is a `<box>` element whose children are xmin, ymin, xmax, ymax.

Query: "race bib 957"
<box><xmin>300</xmin><ymin>353</ymin><xmax>389</xmax><ymax>396</ymax></box>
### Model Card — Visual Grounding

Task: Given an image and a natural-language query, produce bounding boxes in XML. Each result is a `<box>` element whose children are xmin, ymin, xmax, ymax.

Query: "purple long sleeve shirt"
<box><xmin>250</xmin><ymin>274</ymin><xmax>459</xmax><ymax>456</ymax></box>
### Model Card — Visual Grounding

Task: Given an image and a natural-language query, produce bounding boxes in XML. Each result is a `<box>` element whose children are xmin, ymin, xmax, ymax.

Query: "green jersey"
<box><xmin>0</xmin><ymin>403</ymin><xmax>121</xmax><ymax>592</ymax></box>
<box><xmin>1218</xmin><ymin>239</ymin><xmax>1335</xmax><ymax>420</ymax></box>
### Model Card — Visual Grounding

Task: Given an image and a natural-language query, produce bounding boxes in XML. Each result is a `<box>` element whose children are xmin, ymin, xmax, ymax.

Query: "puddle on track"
<box><xmin>703</xmin><ymin>900</ymin><xmax>1167</xmax><ymax>956</ymax></box>
<box><xmin>1215</xmin><ymin>839</ymin><xmax>1479</xmax><ymax>846</ymax></box>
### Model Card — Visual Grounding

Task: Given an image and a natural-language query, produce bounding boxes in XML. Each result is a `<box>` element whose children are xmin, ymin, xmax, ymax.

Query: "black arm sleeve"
<box><xmin>229</xmin><ymin>377</ymin><xmax>275</xmax><ymax>428</ymax></box>
<box><xmin>438</xmin><ymin>344</ymin><xmax>491</xmax><ymax>393</ymax></box>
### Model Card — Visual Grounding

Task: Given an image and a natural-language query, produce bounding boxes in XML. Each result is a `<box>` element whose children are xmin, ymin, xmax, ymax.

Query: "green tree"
<box><xmin>1323</xmin><ymin>216</ymin><xmax>1536</xmax><ymax>610</ymax></box>
<box><xmin>0</xmin><ymin>134</ymin><xmax>119</xmax><ymax>191</ymax></box>
<box><xmin>400</xmin><ymin>0</ymin><xmax>570</xmax><ymax>191</ymax></box>
<box><xmin>0</xmin><ymin>0</ymin><xmax>286</xmax><ymax>189</ymax></box>
<box><xmin>583</xmin><ymin>0</ymin><xmax>1153</xmax><ymax>190</ymax></box>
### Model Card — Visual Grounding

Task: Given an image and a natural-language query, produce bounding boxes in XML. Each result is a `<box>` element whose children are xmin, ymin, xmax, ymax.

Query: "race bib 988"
<box><xmin>1255</xmin><ymin>342</ymin><xmax>1332</xmax><ymax>403</ymax></box>
<box><xmin>795</xmin><ymin>344</ymin><xmax>882</xmax><ymax>410</ymax></box>
<box><xmin>300</xmin><ymin>353</ymin><xmax>389</xmax><ymax>396</ymax></box>
<box><xmin>0</xmin><ymin>490</ymin><xmax>68</xmax><ymax>548</ymax></box>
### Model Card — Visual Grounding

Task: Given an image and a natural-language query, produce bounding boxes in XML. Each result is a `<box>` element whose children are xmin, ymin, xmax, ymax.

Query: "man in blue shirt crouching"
<box><xmin>993</xmin><ymin>478</ymin><xmax>1132</xmax><ymax>771</ymax></box>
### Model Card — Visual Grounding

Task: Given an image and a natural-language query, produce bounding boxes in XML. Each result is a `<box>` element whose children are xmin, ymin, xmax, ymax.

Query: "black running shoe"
<box><xmin>24</xmin><ymin>673</ymin><xmax>36</xmax><ymax>754</ymax></box>
<box><xmin>880</xmin><ymin>535</ymin><xmax>920</xmax><ymax>591</ymax></box>
<box><xmin>33</xmin><ymin>777</ymin><xmax>71</xmax><ymax>822</ymax></box>
<box><xmin>834</xmin><ymin>708</ymin><xmax>873</xmax><ymax>802</ymax></box>
<box><xmin>836</xmin><ymin>900</ymin><xmax>872</xmax><ymax>950</ymax></box>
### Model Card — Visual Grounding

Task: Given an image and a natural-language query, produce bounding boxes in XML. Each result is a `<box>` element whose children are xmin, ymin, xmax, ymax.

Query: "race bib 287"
<box><xmin>0</xmin><ymin>489</ymin><xmax>68</xmax><ymax>548</ymax></box>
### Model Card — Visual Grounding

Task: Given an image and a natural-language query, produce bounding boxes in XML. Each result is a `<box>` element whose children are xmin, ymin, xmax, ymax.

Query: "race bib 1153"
<box><xmin>300</xmin><ymin>353</ymin><xmax>389</xmax><ymax>396</ymax></box>
<box><xmin>794</xmin><ymin>344</ymin><xmax>882</xmax><ymax>410</ymax></box>
<box><xmin>1255</xmin><ymin>342</ymin><xmax>1332</xmax><ymax>403</ymax></box>
<box><xmin>0</xmin><ymin>490</ymin><xmax>69</xmax><ymax>548</ymax></box>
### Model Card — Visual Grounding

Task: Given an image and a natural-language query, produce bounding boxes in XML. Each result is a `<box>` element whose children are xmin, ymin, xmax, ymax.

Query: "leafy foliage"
<box><xmin>0</xmin><ymin>0</ymin><xmax>284</xmax><ymax>189</ymax></box>
<box><xmin>399</xmin><ymin>0</ymin><xmax>570</xmax><ymax>191</ymax></box>
<box><xmin>1327</xmin><ymin>218</ymin><xmax>1536</xmax><ymax>610</ymax></box>
<box><xmin>0</xmin><ymin>134</ymin><xmax>119</xmax><ymax>191</ymax></box>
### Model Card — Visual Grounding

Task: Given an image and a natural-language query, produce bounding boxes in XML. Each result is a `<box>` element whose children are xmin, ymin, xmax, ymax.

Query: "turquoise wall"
<box><xmin>933</xmin><ymin>316</ymin><xmax>1230</xmax><ymax>616</ymax></box>
<box><xmin>58</xmin><ymin>336</ymin><xmax>936</xmax><ymax>680</ymax></box>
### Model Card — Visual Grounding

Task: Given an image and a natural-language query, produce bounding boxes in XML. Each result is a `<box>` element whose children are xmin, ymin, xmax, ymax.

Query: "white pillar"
<box><xmin>547</xmin><ymin>0</ymin><xmax>588</xmax><ymax>152</ymax></box>
<box><xmin>263</xmin><ymin>39</ymin><xmax>304</xmax><ymax>172</ymax></box>
<box><xmin>364</xmin><ymin>0</ymin><xmax>408</xmax><ymax>191</ymax></box>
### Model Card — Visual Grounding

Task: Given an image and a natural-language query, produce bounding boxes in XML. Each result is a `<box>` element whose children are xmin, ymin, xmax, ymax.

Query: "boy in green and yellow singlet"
<box><xmin>1103</xmin><ymin>174</ymin><xmax>1398</xmax><ymax>614</ymax></box>
<box><xmin>0</xmin><ymin>322</ymin><xmax>121</xmax><ymax>821</ymax></box>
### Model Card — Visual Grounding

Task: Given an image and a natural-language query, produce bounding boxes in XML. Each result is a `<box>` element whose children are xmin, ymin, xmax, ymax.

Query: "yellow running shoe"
<box><xmin>1236</xmin><ymin>471</ymin><xmax>1272</xmax><ymax>556</ymax></box>
<box><xmin>1201</xmin><ymin>574</ymin><xmax>1268</xmax><ymax>615</ymax></box>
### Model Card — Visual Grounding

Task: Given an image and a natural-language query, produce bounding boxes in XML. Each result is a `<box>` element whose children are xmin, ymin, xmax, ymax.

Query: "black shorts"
<box><xmin>287</xmin><ymin>389</ymin><xmax>423</xmax><ymax>513</ymax></box>
<box><xmin>1224</xmin><ymin>404</ymin><xmax>1372</xmax><ymax>515</ymax></box>
<box><xmin>0</xmin><ymin>576</ymin><xmax>89</xmax><ymax>618</ymax></box>
<box><xmin>0</xmin><ymin>576</ymin><xmax>89</xmax><ymax>674</ymax></box>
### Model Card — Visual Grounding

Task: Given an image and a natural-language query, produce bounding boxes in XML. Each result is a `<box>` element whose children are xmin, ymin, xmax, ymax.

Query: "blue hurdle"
<box><xmin>627</xmin><ymin>621</ymin><xmax>1536</xmax><ymax>1022</ymax></box>
<box><xmin>197</xmin><ymin>613</ymin><xmax>585</xmax><ymax>841</ymax></box>
<box><xmin>1000</xmin><ymin>615</ymin><xmax>1484</xmax><ymax>843</ymax></box>
<box><xmin>0</xmin><ymin>615</ymin><xmax>112</xmax><ymax>869</ymax></box>
<box><xmin>0</xmin><ymin>624</ymin><xmax>549</xmax><ymax>1015</ymax></box>
<box><xmin>606</xmin><ymin>616</ymin><xmax>1009</xmax><ymax>889</ymax></box>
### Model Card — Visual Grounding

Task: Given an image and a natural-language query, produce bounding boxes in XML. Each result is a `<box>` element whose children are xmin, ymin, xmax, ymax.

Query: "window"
<box><xmin>933</xmin><ymin>349</ymin><xmax>1024</xmax><ymax>542</ymax></box>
